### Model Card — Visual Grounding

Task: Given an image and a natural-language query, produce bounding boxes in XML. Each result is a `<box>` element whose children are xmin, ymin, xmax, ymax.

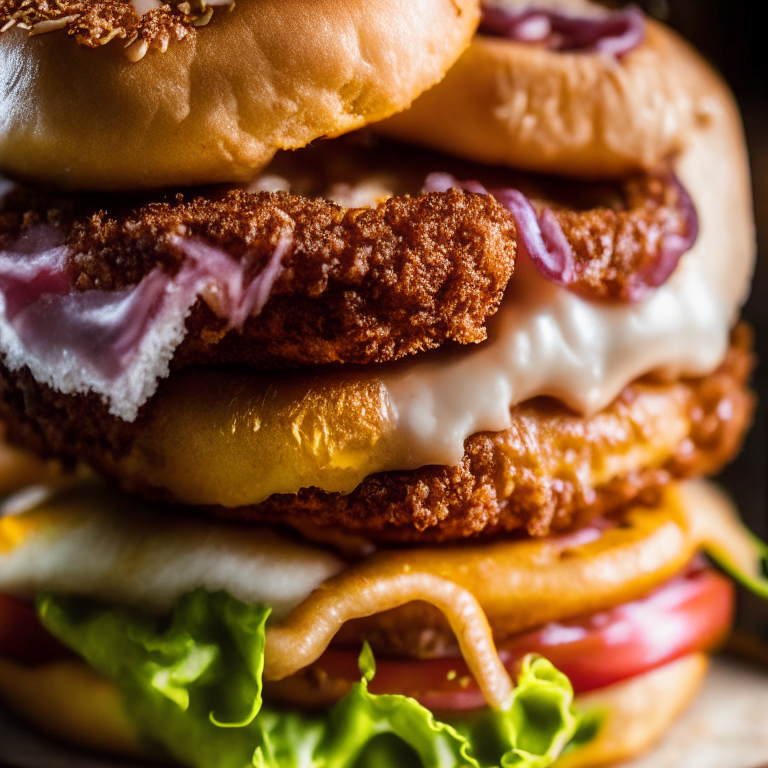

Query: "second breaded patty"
<box><xmin>0</xmin><ymin>328</ymin><xmax>753</xmax><ymax>542</ymax></box>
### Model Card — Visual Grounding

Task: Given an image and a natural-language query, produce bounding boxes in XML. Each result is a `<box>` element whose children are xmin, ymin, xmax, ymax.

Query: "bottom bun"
<box><xmin>0</xmin><ymin>657</ymin><xmax>142</xmax><ymax>757</ymax></box>
<box><xmin>555</xmin><ymin>653</ymin><xmax>708</xmax><ymax>767</ymax></box>
<box><xmin>0</xmin><ymin>653</ymin><xmax>707</xmax><ymax>767</ymax></box>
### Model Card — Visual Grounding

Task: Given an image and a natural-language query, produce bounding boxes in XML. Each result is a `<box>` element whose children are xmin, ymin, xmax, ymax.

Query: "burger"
<box><xmin>0</xmin><ymin>0</ymin><xmax>766</xmax><ymax>766</ymax></box>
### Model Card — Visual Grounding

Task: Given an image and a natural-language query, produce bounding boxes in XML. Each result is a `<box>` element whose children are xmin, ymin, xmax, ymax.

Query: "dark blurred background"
<box><xmin>637</xmin><ymin>0</ymin><xmax>768</xmax><ymax>646</ymax></box>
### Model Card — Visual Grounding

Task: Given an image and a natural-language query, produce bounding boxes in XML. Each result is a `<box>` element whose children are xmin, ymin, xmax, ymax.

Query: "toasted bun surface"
<box><xmin>0</xmin><ymin>0</ymin><xmax>479</xmax><ymax>190</ymax></box>
<box><xmin>376</xmin><ymin>17</ymin><xmax>721</xmax><ymax>179</ymax></box>
<box><xmin>0</xmin><ymin>653</ymin><xmax>708</xmax><ymax>765</ymax></box>
<box><xmin>556</xmin><ymin>654</ymin><xmax>708</xmax><ymax>767</ymax></box>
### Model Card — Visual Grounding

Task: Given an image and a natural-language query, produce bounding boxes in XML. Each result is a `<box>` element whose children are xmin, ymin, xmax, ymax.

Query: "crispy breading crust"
<box><xmin>0</xmin><ymin>328</ymin><xmax>753</xmax><ymax>542</ymax></box>
<box><xmin>0</xmin><ymin>0</ymin><xmax>210</xmax><ymax>60</ymax></box>
<box><xmin>1</xmin><ymin>188</ymin><xmax>517</xmax><ymax>368</ymax></box>
<box><xmin>267</xmin><ymin>136</ymin><xmax>698</xmax><ymax>302</ymax></box>
<box><xmin>231</xmin><ymin>326</ymin><xmax>753</xmax><ymax>541</ymax></box>
<box><xmin>546</xmin><ymin>173</ymin><xmax>690</xmax><ymax>301</ymax></box>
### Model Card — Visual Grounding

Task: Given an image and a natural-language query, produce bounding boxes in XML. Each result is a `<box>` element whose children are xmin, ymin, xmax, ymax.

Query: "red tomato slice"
<box><xmin>308</xmin><ymin>566</ymin><xmax>734</xmax><ymax>711</ymax></box>
<box><xmin>0</xmin><ymin>593</ymin><xmax>71</xmax><ymax>664</ymax></box>
<box><xmin>0</xmin><ymin>565</ymin><xmax>734</xmax><ymax>713</ymax></box>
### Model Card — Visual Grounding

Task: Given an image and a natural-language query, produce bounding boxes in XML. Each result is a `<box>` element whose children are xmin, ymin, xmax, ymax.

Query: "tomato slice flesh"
<box><xmin>308</xmin><ymin>566</ymin><xmax>734</xmax><ymax>711</ymax></box>
<box><xmin>0</xmin><ymin>594</ymin><xmax>71</xmax><ymax>664</ymax></box>
<box><xmin>0</xmin><ymin>565</ymin><xmax>734</xmax><ymax>712</ymax></box>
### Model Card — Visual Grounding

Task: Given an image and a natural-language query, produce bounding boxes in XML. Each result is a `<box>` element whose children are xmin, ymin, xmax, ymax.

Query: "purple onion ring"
<box><xmin>625</xmin><ymin>175</ymin><xmax>699</xmax><ymax>301</ymax></box>
<box><xmin>479</xmin><ymin>4</ymin><xmax>646</xmax><ymax>57</ymax></box>
<box><xmin>422</xmin><ymin>171</ymin><xmax>698</xmax><ymax>302</ymax></box>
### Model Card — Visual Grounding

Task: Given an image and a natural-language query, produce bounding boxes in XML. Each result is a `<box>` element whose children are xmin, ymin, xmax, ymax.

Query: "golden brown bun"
<box><xmin>556</xmin><ymin>654</ymin><xmax>708</xmax><ymax>767</ymax></box>
<box><xmin>376</xmin><ymin>16</ymin><xmax>724</xmax><ymax>179</ymax></box>
<box><xmin>0</xmin><ymin>658</ymin><xmax>143</xmax><ymax>757</ymax></box>
<box><xmin>0</xmin><ymin>653</ymin><xmax>708</xmax><ymax>764</ymax></box>
<box><xmin>0</xmin><ymin>0</ymin><xmax>479</xmax><ymax>191</ymax></box>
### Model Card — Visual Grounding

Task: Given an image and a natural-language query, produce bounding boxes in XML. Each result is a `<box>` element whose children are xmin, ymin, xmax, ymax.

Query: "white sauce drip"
<box><xmin>383</xmin><ymin>249</ymin><xmax>731</xmax><ymax>467</ymax></box>
<box><xmin>373</xmin><ymin>102</ymin><xmax>754</xmax><ymax>469</ymax></box>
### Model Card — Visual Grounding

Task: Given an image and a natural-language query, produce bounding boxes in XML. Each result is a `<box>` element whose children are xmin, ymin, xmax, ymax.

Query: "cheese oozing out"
<box><xmin>101</xmin><ymin>67</ymin><xmax>754</xmax><ymax>506</ymax></box>
<box><xmin>0</xmin><ymin>478</ymin><xmax>754</xmax><ymax>710</ymax></box>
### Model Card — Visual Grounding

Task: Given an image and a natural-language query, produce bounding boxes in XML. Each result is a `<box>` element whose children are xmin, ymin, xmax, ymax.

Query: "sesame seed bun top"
<box><xmin>0</xmin><ymin>0</ymin><xmax>480</xmax><ymax>190</ymax></box>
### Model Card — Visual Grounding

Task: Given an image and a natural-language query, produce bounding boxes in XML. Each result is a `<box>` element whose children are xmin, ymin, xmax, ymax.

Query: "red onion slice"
<box><xmin>423</xmin><ymin>173</ymin><xmax>576</xmax><ymax>285</ymax></box>
<box><xmin>625</xmin><ymin>175</ymin><xmax>699</xmax><ymax>301</ymax></box>
<box><xmin>422</xmin><ymin>171</ymin><xmax>698</xmax><ymax>302</ymax></box>
<box><xmin>490</xmin><ymin>188</ymin><xmax>576</xmax><ymax>285</ymax></box>
<box><xmin>479</xmin><ymin>4</ymin><xmax>646</xmax><ymax>57</ymax></box>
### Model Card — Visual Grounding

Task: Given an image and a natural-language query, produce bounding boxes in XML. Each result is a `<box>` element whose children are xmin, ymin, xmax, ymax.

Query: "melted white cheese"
<box><xmin>372</xmin><ymin>91</ymin><xmax>754</xmax><ymax>468</ymax></box>
<box><xmin>0</xmin><ymin>482</ymin><xmax>344</xmax><ymax>620</ymax></box>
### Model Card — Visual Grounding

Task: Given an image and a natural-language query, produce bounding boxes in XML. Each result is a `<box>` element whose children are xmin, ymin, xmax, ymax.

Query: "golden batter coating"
<box><xmin>0</xmin><ymin>328</ymin><xmax>753</xmax><ymax>542</ymax></box>
<box><xmin>230</xmin><ymin>327</ymin><xmax>753</xmax><ymax>541</ymax></box>
<box><xmin>1</xmin><ymin>187</ymin><xmax>517</xmax><ymax>368</ymax></box>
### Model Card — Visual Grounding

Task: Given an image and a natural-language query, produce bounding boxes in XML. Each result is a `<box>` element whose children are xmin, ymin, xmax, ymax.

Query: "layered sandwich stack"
<box><xmin>0</xmin><ymin>1</ymin><xmax>766</xmax><ymax>766</ymax></box>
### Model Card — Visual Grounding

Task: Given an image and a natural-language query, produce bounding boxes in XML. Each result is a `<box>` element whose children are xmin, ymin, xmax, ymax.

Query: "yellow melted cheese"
<box><xmin>1</xmin><ymin>478</ymin><xmax>750</xmax><ymax>712</ymax></box>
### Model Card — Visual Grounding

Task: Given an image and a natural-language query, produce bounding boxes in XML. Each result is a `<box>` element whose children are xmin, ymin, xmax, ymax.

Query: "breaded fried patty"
<box><xmin>224</xmin><ymin>327</ymin><xmax>753</xmax><ymax>541</ymax></box>
<box><xmin>0</xmin><ymin>134</ymin><xmax>696</xmax><ymax>378</ymax></box>
<box><xmin>0</xmin><ymin>328</ymin><xmax>753</xmax><ymax>542</ymax></box>
<box><xmin>0</xmin><ymin>185</ymin><xmax>516</xmax><ymax>369</ymax></box>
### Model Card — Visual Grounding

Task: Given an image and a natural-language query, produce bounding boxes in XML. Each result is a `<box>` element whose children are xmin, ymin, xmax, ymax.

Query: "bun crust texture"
<box><xmin>377</xmin><ymin>17</ymin><xmax>719</xmax><ymax>179</ymax></box>
<box><xmin>0</xmin><ymin>653</ymin><xmax>708</xmax><ymax>766</ymax></box>
<box><xmin>0</xmin><ymin>0</ymin><xmax>479</xmax><ymax>190</ymax></box>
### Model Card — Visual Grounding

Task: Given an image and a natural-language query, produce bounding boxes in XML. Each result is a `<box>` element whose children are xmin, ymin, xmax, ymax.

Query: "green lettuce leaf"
<box><xmin>38</xmin><ymin>589</ymin><xmax>591</xmax><ymax>768</ymax></box>
<box><xmin>685</xmin><ymin>481</ymin><xmax>768</xmax><ymax>600</ymax></box>
<box><xmin>703</xmin><ymin>527</ymin><xmax>768</xmax><ymax>600</ymax></box>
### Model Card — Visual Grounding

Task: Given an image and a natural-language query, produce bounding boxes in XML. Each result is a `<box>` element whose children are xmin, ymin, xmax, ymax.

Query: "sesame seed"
<box><xmin>124</xmin><ymin>36</ymin><xmax>148</xmax><ymax>61</ymax></box>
